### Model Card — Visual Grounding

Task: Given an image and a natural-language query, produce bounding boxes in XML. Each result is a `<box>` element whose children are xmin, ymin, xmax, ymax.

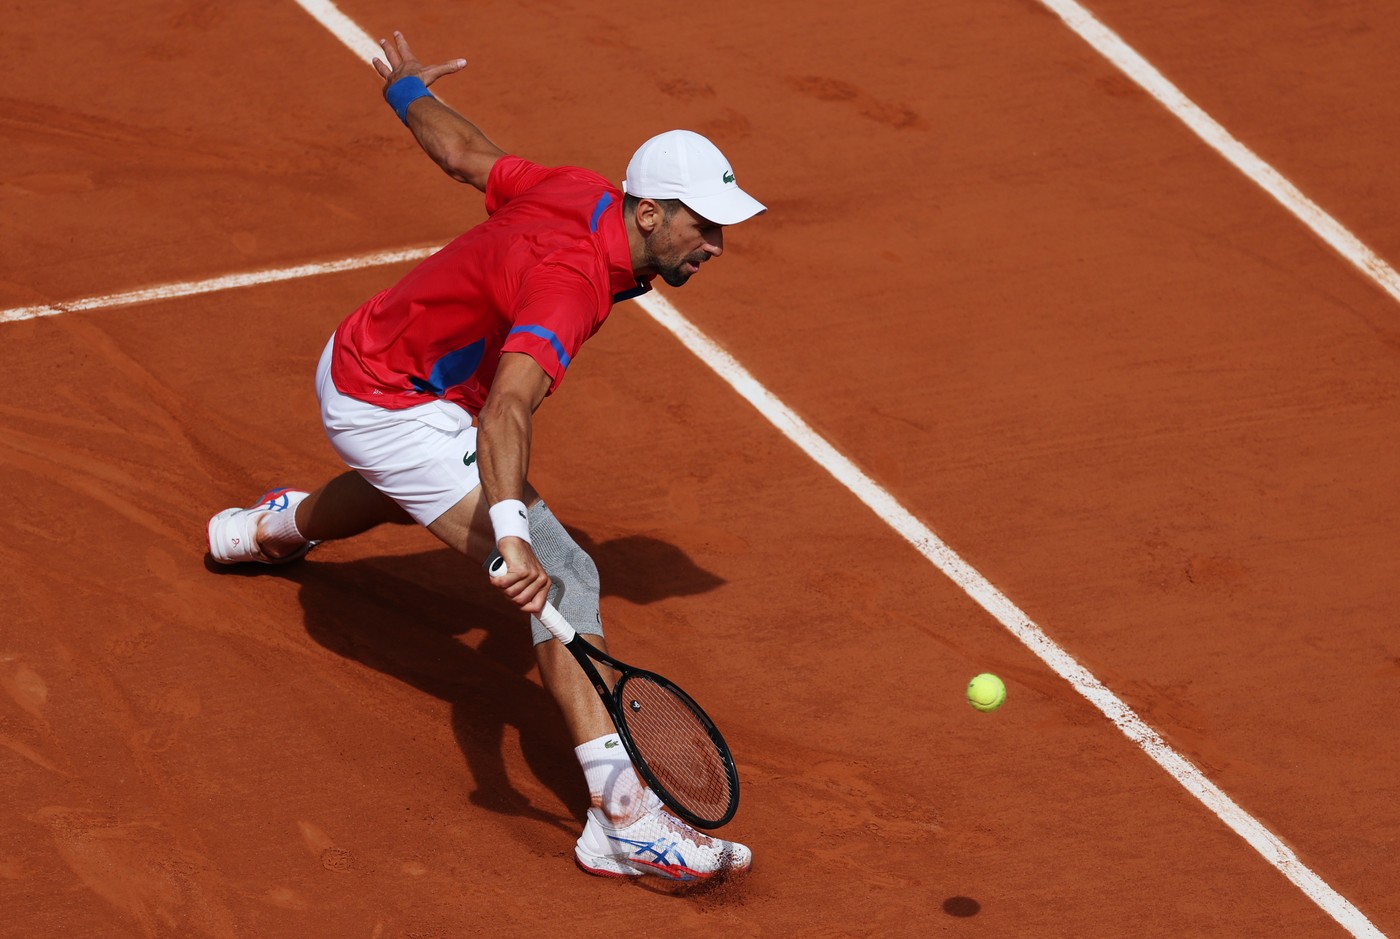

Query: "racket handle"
<box><xmin>488</xmin><ymin>556</ymin><xmax>578</xmax><ymax>643</ymax></box>
<box><xmin>537</xmin><ymin>604</ymin><xmax>577</xmax><ymax>643</ymax></box>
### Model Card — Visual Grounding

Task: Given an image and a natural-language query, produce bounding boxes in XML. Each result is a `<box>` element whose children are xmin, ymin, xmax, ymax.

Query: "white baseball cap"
<box><xmin>623</xmin><ymin>129</ymin><xmax>766</xmax><ymax>226</ymax></box>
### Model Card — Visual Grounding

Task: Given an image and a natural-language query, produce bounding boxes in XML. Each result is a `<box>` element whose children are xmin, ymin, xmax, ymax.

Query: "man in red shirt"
<box><xmin>207</xmin><ymin>33</ymin><xmax>763</xmax><ymax>880</ymax></box>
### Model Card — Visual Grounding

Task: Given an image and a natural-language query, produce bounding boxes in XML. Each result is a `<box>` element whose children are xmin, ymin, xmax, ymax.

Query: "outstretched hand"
<box><xmin>372</xmin><ymin>30</ymin><xmax>466</xmax><ymax>91</ymax></box>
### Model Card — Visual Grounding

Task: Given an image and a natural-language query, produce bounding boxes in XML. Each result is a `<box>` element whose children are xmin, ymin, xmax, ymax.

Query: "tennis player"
<box><xmin>206</xmin><ymin>32</ymin><xmax>760</xmax><ymax>880</ymax></box>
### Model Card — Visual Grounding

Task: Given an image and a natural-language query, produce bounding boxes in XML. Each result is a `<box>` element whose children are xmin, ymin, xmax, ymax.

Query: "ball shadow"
<box><xmin>942</xmin><ymin>896</ymin><xmax>981</xmax><ymax>917</ymax></box>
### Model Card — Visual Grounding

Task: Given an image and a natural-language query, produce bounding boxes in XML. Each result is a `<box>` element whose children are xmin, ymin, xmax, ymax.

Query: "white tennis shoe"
<box><xmin>207</xmin><ymin>488</ymin><xmax>316</xmax><ymax>565</ymax></box>
<box><xmin>574</xmin><ymin>790</ymin><xmax>752</xmax><ymax>880</ymax></box>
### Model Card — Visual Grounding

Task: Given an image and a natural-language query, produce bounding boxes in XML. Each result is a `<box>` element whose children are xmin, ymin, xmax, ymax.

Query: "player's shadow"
<box><xmin>276</xmin><ymin>529</ymin><xmax>725</xmax><ymax>833</ymax></box>
<box><xmin>574</xmin><ymin>529</ymin><xmax>726</xmax><ymax>606</ymax></box>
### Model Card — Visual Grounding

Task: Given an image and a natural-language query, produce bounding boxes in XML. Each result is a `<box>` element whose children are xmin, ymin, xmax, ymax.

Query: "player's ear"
<box><xmin>633</xmin><ymin>198</ymin><xmax>664</xmax><ymax>236</ymax></box>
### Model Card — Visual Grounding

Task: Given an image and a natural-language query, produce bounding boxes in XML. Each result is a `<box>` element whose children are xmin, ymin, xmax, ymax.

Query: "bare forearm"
<box><xmin>478</xmin><ymin>353</ymin><xmax>552</xmax><ymax>507</ymax></box>
<box><xmin>476</xmin><ymin>396</ymin><xmax>533</xmax><ymax>507</ymax></box>
<box><xmin>478</xmin><ymin>395</ymin><xmax>549</xmax><ymax>611</ymax></box>
<box><xmin>404</xmin><ymin>97</ymin><xmax>505</xmax><ymax>190</ymax></box>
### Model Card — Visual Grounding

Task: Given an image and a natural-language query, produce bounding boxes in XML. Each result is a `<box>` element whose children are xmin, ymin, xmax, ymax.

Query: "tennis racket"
<box><xmin>489</xmin><ymin>556</ymin><xmax>740</xmax><ymax>829</ymax></box>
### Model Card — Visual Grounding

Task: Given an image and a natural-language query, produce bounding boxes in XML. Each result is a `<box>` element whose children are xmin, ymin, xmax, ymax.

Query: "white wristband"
<box><xmin>488</xmin><ymin>499</ymin><xmax>531</xmax><ymax>545</ymax></box>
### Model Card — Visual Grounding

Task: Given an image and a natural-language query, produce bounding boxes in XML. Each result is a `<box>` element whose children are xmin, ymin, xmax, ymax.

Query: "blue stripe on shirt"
<box><xmin>509</xmin><ymin>325</ymin><xmax>571</xmax><ymax>369</ymax></box>
<box><xmin>589</xmin><ymin>192</ymin><xmax>614</xmax><ymax>233</ymax></box>
<box><xmin>409</xmin><ymin>338</ymin><xmax>486</xmax><ymax>396</ymax></box>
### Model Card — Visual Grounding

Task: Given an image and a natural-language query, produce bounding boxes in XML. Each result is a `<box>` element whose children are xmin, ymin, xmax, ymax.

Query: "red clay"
<box><xmin>3</xmin><ymin>0</ymin><xmax>1396</xmax><ymax>936</ymax></box>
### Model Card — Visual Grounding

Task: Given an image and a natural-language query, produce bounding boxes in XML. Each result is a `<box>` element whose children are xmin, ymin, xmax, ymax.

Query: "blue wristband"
<box><xmin>385</xmin><ymin>76</ymin><xmax>433</xmax><ymax>124</ymax></box>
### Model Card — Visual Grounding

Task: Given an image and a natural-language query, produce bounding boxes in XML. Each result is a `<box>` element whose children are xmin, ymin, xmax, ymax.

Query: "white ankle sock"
<box><xmin>575</xmin><ymin>733</ymin><xmax>646</xmax><ymax>826</ymax></box>
<box><xmin>260</xmin><ymin>502</ymin><xmax>307</xmax><ymax>553</ymax></box>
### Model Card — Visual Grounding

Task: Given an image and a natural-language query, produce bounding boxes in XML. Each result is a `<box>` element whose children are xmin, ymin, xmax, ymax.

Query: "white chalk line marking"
<box><xmin>1037</xmin><ymin>0</ymin><xmax>1400</xmax><ymax>306</ymax></box>
<box><xmin>1025</xmin><ymin>3</ymin><xmax>1388</xmax><ymax>931</ymax></box>
<box><xmin>638</xmin><ymin>292</ymin><xmax>1386</xmax><ymax>939</ymax></box>
<box><xmin>293</xmin><ymin>0</ymin><xmax>384</xmax><ymax>63</ymax></box>
<box><xmin>3</xmin><ymin>245</ymin><xmax>1380</xmax><ymax>939</ymax></box>
<box><xmin>1</xmin><ymin>0</ymin><xmax>1377</xmax><ymax>935</ymax></box>
<box><xmin>0</xmin><ymin>247</ymin><xmax>436</xmax><ymax>324</ymax></box>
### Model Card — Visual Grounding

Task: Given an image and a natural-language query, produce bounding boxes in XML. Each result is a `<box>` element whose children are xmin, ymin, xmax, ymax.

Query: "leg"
<box><xmin>226</xmin><ymin>467</ymin><xmax>411</xmax><ymax>562</ymax></box>
<box><xmin>294</xmin><ymin>470</ymin><xmax>412</xmax><ymax>542</ymax></box>
<box><xmin>534</xmin><ymin>634</ymin><xmax>615</xmax><ymax>745</ymax></box>
<box><xmin>453</xmin><ymin>498</ymin><xmax>751</xmax><ymax>880</ymax></box>
<box><xmin>479</xmin><ymin>505</ymin><xmax>753</xmax><ymax>879</ymax></box>
<box><xmin>210</xmin><ymin>332</ymin><xmax>421</xmax><ymax>563</ymax></box>
<box><xmin>209</xmin><ymin>348</ymin><xmax>748</xmax><ymax>875</ymax></box>
<box><xmin>430</xmin><ymin>494</ymin><xmax>648</xmax><ymax>823</ymax></box>
<box><xmin>425</xmin><ymin>490</ymin><xmax>615</xmax><ymax>751</ymax></box>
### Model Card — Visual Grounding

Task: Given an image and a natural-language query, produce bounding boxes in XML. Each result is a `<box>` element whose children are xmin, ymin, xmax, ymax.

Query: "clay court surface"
<box><xmin>4</xmin><ymin>0</ymin><xmax>1400</xmax><ymax>935</ymax></box>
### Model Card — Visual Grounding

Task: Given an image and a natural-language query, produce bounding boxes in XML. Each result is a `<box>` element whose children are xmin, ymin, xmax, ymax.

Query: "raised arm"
<box><xmin>372</xmin><ymin>31</ymin><xmax>507</xmax><ymax>191</ymax></box>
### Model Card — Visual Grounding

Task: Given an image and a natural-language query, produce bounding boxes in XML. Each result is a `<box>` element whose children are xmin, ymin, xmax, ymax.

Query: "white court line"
<box><xmin>0</xmin><ymin>0</ymin><xmax>1375</xmax><ymax>935</ymax></box>
<box><xmin>0</xmin><ymin>247</ymin><xmax>436</xmax><ymax>324</ymax></box>
<box><xmin>289</xmin><ymin>1</ymin><xmax>1387</xmax><ymax>933</ymax></box>
<box><xmin>3</xmin><ymin>259</ymin><xmax>1382</xmax><ymax>939</ymax></box>
<box><xmin>1037</xmin><ymin>0</ymin><xmax>1400</xmax><ymax>305</ymax></box>
<box><xmin>291</xmin><ymin>0</ymin><xmax>1387</xmax><ymax>928</ymax></box>
<box><xmin>638</xmin><ymin>292</ymin><xmax>1386</xmax><ymax>939</ymax></box>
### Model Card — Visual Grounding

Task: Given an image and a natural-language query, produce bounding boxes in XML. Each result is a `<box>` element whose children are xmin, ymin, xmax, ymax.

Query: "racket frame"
<box><xmin>525</xmin><ymin>582</ymin><xmax>740</xmax><ymax>829</ymax></box>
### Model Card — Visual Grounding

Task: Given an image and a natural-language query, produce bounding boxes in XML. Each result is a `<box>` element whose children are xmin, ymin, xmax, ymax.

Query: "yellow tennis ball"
<box><xmin>966</xmin><ymin>673</ymin><xmax>1006</xmax><ymax>712</ymax></box>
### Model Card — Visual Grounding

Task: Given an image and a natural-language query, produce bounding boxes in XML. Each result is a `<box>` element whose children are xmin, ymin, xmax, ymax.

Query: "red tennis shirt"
<box><xmin>330</xmin><ymin>154</ymin><xmax>650</xmax><ymax>415</ymax></box>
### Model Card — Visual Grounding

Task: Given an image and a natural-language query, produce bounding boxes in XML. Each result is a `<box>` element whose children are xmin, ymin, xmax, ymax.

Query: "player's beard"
<box><xmin>644</xmin><ymin>230</ymin><xmax>706</xmax><ymax>288</ymax></box>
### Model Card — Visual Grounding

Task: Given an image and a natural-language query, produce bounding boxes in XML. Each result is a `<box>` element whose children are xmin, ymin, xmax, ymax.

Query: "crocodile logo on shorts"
<box><xmin>722</xmin><ymin>171</ymin><xmax>735</xmax><ymax>184</ymax></box>
<box><xmin>463</xmin><ymin>450</ymin><xmax>477</xmax><ymax>467</ymax></box>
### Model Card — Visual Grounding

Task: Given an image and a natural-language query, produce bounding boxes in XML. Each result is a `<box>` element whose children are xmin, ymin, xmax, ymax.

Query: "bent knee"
<box><xmin>527</xmin><ymin>502</ymin><xmax>603</xmax><ymax>643</ymax></box>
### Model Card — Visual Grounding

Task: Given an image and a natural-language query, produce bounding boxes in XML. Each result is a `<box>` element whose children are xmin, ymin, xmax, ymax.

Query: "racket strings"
<box><xmin>617</xmin><ymin>675</ymin><xmax>734</xmax><ymax>823</ymax></box>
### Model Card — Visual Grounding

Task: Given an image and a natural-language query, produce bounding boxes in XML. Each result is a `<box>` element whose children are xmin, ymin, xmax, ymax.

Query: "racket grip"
<box><xmin>537</xmin><ymin>604</ymin><xmax>577</xmax><ymax>643</ymax></box>
<box><xmin>487</xmin><ymin>556</ymin><xmax>578</xmax><ymax>643</ymax></box>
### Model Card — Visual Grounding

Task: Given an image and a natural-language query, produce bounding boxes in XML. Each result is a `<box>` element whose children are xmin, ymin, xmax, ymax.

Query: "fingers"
<box><xmin>516</xmin><ymin>580</ymin><xmax>550</xmax><ymax>616</ymax></box>
<box><xmin>420</xmin><ymin>58</ymin><xmax>468</xmax><ymax>86</ymax></box>
<box><xmin>377</xmin><ymin>33</ymin><xmax>403</xmax><ymax>70</ymax></box>
<box><xmin>492</xmin><ymin>569</ymin><xmax>551</xmax><ymax>614</ymax></box>
<box><xmin>376</xmin><ymin>31</ymin><xmax>465</xmax><ymax>88</ymax></box>
<box><xmin>489</xmin><ymin>549</ymin><xmax>551</xmax><ymax>614</ymax></box>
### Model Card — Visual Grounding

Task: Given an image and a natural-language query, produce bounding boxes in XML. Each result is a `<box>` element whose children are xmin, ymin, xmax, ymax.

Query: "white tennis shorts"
<box><xmin>316</xmin><ymin>336</ymin><xmax>481</xmax><ymax>526</ymax></box>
